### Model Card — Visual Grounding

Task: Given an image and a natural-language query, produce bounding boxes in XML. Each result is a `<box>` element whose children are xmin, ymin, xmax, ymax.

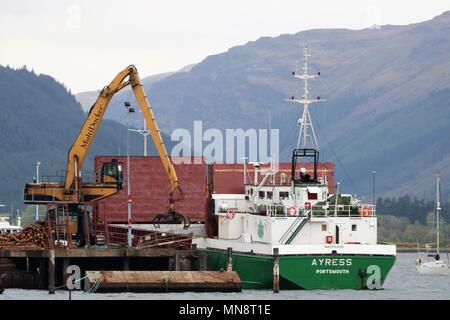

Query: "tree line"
<box><xmin>376</xmin><ymin>196</ymin><xmax>450</xmax><ymax>245</ymax></box>
<box><xmin>376</xmin><ymin>195</ymin><xmax>449</xmax><ymax>224</ymax></box>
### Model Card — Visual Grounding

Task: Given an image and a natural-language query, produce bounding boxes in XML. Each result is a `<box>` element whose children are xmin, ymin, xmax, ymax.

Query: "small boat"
<box><xmin>416</xmin><ymin>259</ymin><xmax>449</xmax><ymax>276</ymax></box>
<box><xmin>0</xmin><ymin>218</ymin><xmax>22</xmax><ymax>234</ymax></box>
<box><xmin>416</xmin><ymin>173</ymin><xmax>449</xmax><ymax>276</ymax></box>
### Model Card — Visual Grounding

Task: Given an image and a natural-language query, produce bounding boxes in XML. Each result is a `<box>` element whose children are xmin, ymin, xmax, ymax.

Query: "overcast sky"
<box><xmin>1</xmin><ymin>0</ymin><xmax>449</xmax><ymax>93</ymax></box>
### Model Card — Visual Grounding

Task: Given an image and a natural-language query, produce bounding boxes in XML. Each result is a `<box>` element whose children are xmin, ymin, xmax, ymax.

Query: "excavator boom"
<box><xmin>24</xmin><ymin>65</ymin><xmax>179</xmax><ymax>205</ymax></box>
<box><xmin>66</xmin><ymin>65</ymin><xmax>178</xmax><ymax>193</ymax></box>
<box><xmin>129</xmin><ymin>69</ymin><xmax>179</xmax><ymax>194</ymax></box>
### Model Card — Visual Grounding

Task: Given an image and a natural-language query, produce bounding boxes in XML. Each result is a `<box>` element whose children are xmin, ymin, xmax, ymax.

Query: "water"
<box><xmin>0</xmin><ymin>253</ymin><xmax>449</xmax><ymax>300</ymax></box>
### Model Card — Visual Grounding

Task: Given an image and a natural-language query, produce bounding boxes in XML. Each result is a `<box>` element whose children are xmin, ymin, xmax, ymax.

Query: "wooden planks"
<box><xmin>85</xmin><ymin>270</ymin><xmax>242</xmax><ymax>292</ymax></box>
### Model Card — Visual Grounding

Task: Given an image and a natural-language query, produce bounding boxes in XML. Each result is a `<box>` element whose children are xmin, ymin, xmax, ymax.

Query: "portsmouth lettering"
<box><xmin>315</xmin><ymin>269</ymin><xmax>350</xmax><ymax>274</ymax></box>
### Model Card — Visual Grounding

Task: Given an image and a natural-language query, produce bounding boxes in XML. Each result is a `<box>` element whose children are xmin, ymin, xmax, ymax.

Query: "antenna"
<box><xmin>436</xmin><ymin>172</ymin><xmax>441</xmax><ymax>254</ymax></box>
<box><xmin>285</xmin><ymin>46</ymin><xmax>326</xmax><ymax>150</ymax></box>
<box><xmin>129</xmin><ymin>110</ymin><xmax>151</xmax><ymax>156</ymax></box>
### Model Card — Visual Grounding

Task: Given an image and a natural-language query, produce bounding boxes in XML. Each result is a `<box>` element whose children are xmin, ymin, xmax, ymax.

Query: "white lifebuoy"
<box><xmin>225</xmin><ymin>209</ymin><xmax>236</xmax><ymax>220</ymax></box>
<box><xmin>287</xmin><ymin>206</ymin><xmax>297</xmax><ymax>216</ymax></box>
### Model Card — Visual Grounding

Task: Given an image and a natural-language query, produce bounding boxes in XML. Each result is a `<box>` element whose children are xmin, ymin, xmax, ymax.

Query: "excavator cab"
<box><xmin>100</xmin><ymin>159</ymin><xmax>123</xmax><ymax>189</ymax></box>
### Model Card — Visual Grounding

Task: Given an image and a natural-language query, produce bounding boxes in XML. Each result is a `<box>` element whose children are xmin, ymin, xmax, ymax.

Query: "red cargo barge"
<box><xmin>94</xmin><ymin>156</ymin><xmax>208</xmax><ymax>224</ymax></box>
<box><xmin>94</xmin><ymin>156</ymin><xmax>334</xmax><ymax>227</ymax></box>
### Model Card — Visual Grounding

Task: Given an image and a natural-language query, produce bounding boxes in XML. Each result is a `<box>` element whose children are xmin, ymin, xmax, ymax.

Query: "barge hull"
<box><xmin>84</xmin><ymin>270</ymin><xmax>241</xmax><ymax>292</ymax></box>
<box><xmin>202</xmin><ymin>249</ymin><xmax>396</xmax><ymax>290</ymax></box>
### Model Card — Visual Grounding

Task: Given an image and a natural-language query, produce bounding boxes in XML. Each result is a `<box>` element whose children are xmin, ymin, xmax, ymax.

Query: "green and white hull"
<box><xmin>194</xmin><ymin>239</ymin><xmax>396</xmax><ymax>290</ymax></box>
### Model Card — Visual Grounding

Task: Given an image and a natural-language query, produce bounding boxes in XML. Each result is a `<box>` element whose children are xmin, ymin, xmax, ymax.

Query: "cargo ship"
<box><xmin>193</xmin><ymin>47</ymin><xmax>396</xmax><ymax>290</ymax></box>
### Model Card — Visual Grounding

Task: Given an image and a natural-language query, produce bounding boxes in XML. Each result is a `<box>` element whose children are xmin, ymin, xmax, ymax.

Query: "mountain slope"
<box><xmin>91</xmin><ymin>11</ymin><xmax>450</xmax><ymax>199</ymax></box>
<box><xmin>0</xmin><ymin>66</ymin><xmax>170</xmax><ymax>208</ymax></box>
<box><xmin>75</xmin><ymin>64</ymin><xmax>195</xmax><ymax>113</ymax></box>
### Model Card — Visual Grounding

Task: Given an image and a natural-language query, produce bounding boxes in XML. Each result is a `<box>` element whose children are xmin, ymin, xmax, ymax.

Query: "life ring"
<box><xmin>225</xmin><ymin>209</ymin><xmax>236</xmax><ymax>220</ymax></box>
<box><xmin>359</xmin><ymin>206</ymin><xmax>372</xmax><ymax>217</ymax></box>
<box><xmin>304</xmin><ymin>202</ymin><xmax>312</xmax><ymax>209</ymax></box>
<box><xmin>287</xmin><ymin>206</ymin><xmax>297</xmax><ymax>216</ymax></box>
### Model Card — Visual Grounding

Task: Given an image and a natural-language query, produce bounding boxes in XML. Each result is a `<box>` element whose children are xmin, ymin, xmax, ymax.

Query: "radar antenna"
<box><xmin>286</xmin><ymin>46</ymin><xmax>326</xmax><ymax>150</ymax></box>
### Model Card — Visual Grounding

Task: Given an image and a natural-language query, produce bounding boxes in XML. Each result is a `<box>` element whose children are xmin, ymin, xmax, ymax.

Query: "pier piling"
<box><xmin>199</xmin><ymin>252</ymin><xmax>208</xmax><ymax>271</ymax></box>
<box><xmin>175</xmin><ymin>253</ymin><xmax>181</xmax><ymax>271</ymax></box>
<box><xmin>48</xmin><ymin>249</ymin><xmax>55</xmax><ymax>294</ymax></box>
<box><xmin>123</xmin><ymin>257</ymin><xmax>130</xmax><ymax>271</ymax></box>
<box><xmin>273</xmin><ymin>248</ymin><xmax>279</xmax><ymax>293</ymax></box>
<box><xmin>227</xmin><ymin>247</ymin><xmax>233</xmax><ymax>271</ymax></box>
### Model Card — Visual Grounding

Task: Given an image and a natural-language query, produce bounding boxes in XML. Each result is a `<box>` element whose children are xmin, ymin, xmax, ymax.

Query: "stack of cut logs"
<box><xmin>135</xmin><ymin>231</ymin><xmax>193</xmax><ymax>250</ymax></box>
<box><xmin>0</xmin><ymin>221</ymin><xmax>48</xmax><ymax>248</ymax></box>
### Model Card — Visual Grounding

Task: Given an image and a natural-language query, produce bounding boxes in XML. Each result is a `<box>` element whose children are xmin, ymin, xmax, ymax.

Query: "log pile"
<box><xmin>135</xmin><ymin>231</ymin><xmax>193</xmax><ymax>250</ymax></box>
<box><xmin>0</xmin><ymin>221</ymin><xmax>48</xmax><ymax>248</ymax></box>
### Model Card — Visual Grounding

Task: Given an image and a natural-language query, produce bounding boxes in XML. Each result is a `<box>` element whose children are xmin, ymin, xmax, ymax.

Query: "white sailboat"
<box><xmin>416</xmin><ymin>173</ymin><xmax>449</xmax><ymax>275</ymax></box>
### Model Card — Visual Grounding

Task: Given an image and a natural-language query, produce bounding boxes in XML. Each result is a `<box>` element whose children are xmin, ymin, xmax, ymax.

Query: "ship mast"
<box><xmin>286</xmin><ymin>46</ymin><xmax>325</xmax><ymax>150</ymax></box>
<box><xmin>436</xmin><ymin>172</ymin><xmax>441</xmax><ymax>255</ymax></box>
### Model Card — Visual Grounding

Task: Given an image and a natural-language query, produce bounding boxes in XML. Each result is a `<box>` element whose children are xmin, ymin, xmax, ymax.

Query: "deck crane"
<box><xmin>24</xmin><ymin>65</ymin><xmax>187</xmax><ymax>244</ymax></box>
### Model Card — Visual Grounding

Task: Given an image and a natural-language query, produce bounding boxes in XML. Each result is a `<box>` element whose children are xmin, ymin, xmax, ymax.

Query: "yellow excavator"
<box><xmin>23</xmin><ymin>65</ymin><xmax>186</xmax><ymax>242</ymax></box>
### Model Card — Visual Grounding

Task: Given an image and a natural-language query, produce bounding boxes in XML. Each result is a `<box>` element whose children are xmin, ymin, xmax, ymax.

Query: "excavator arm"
<box><xmin>130</xmin><ymin>68</ymin><xmax>181</xmax><ymax>203</ymax></box>
<box><xmin>24</xmin><ymin>65</ymin><xmax>180</xmax><ymax>207</ymax></box>
<box><xmin>66</xmin><ymin>65</ymin><xmax>179</xmax><ymax>197</ymax></box>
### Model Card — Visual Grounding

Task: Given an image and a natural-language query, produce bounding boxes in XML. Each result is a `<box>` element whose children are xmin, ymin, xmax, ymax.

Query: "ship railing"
<box><xmin>257</xmin><ymin>203</ymin><xmax>376</xmax><ymax>218</ymax></box>
<box><xmin>91</xmin><ymin>224</ymin><xmax>193</xmax><ymax>249</ymax></box>
<box><xmin>39</xmin><ymin>170</ymin><xmax>99</xmax><ymax>184</ymax></box>
<box><xmin>265</xmin><ymin>205</ymin><xmax>286</xmax><ymax>217</ymax></box>
<box><xmin>310</xmin><ymin>204</ymin><xmax>376</xmax><ymax>218</ymax></box>
<box><xmin>23</xmin><ymin>186</ymin><xmax>59</xmax><ymax>204</ymax></box>
<box><xmin>40</xmin><ymin>172</ymin><xmax>66</xmax><ymax>184</ymax></box>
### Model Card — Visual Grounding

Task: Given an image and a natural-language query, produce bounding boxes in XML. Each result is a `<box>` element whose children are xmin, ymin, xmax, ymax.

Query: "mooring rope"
<box><xmin>52</xmin><ymin>271</ymin><xmax>102</xmax><ymax>292</ymax></box>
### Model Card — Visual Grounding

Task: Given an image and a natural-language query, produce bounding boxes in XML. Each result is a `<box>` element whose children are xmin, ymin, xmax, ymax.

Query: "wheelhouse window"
<box><xmin>279</xmin><ymin>191</ymin><xmax>289</xmax><ymax>200</ymax></box>
<box><xmin>321</xmin><ymin>224</ymin><xmax>327</xmax><ymax>231</ymax></box>
<box><xmin>352</xmin><ymin>224</ymin><xmax>357</xmax><ymax>231</ymax></box>
<box><xmin>259</xmin><ymin>191</ymin><xmax>265</xmax><ymax>199</ymax></box>
<box><xmin>267</xmin><ymin>191</ymin><xmax>273</xmax><ymax>199</ymax></box>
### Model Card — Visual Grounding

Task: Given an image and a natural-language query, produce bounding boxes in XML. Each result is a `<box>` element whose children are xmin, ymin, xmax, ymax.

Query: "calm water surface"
<box><xmin>1</xmin><ymin>253</ymin><xmax>449</xmax><ymax>300</ymax></box>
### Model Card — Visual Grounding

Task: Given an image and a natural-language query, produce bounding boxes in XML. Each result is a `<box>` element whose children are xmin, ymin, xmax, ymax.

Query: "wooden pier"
<box><xmin>0</xmin><ymin>247</ymin><xmax>211</xmax><ymax>292</ymax></box>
